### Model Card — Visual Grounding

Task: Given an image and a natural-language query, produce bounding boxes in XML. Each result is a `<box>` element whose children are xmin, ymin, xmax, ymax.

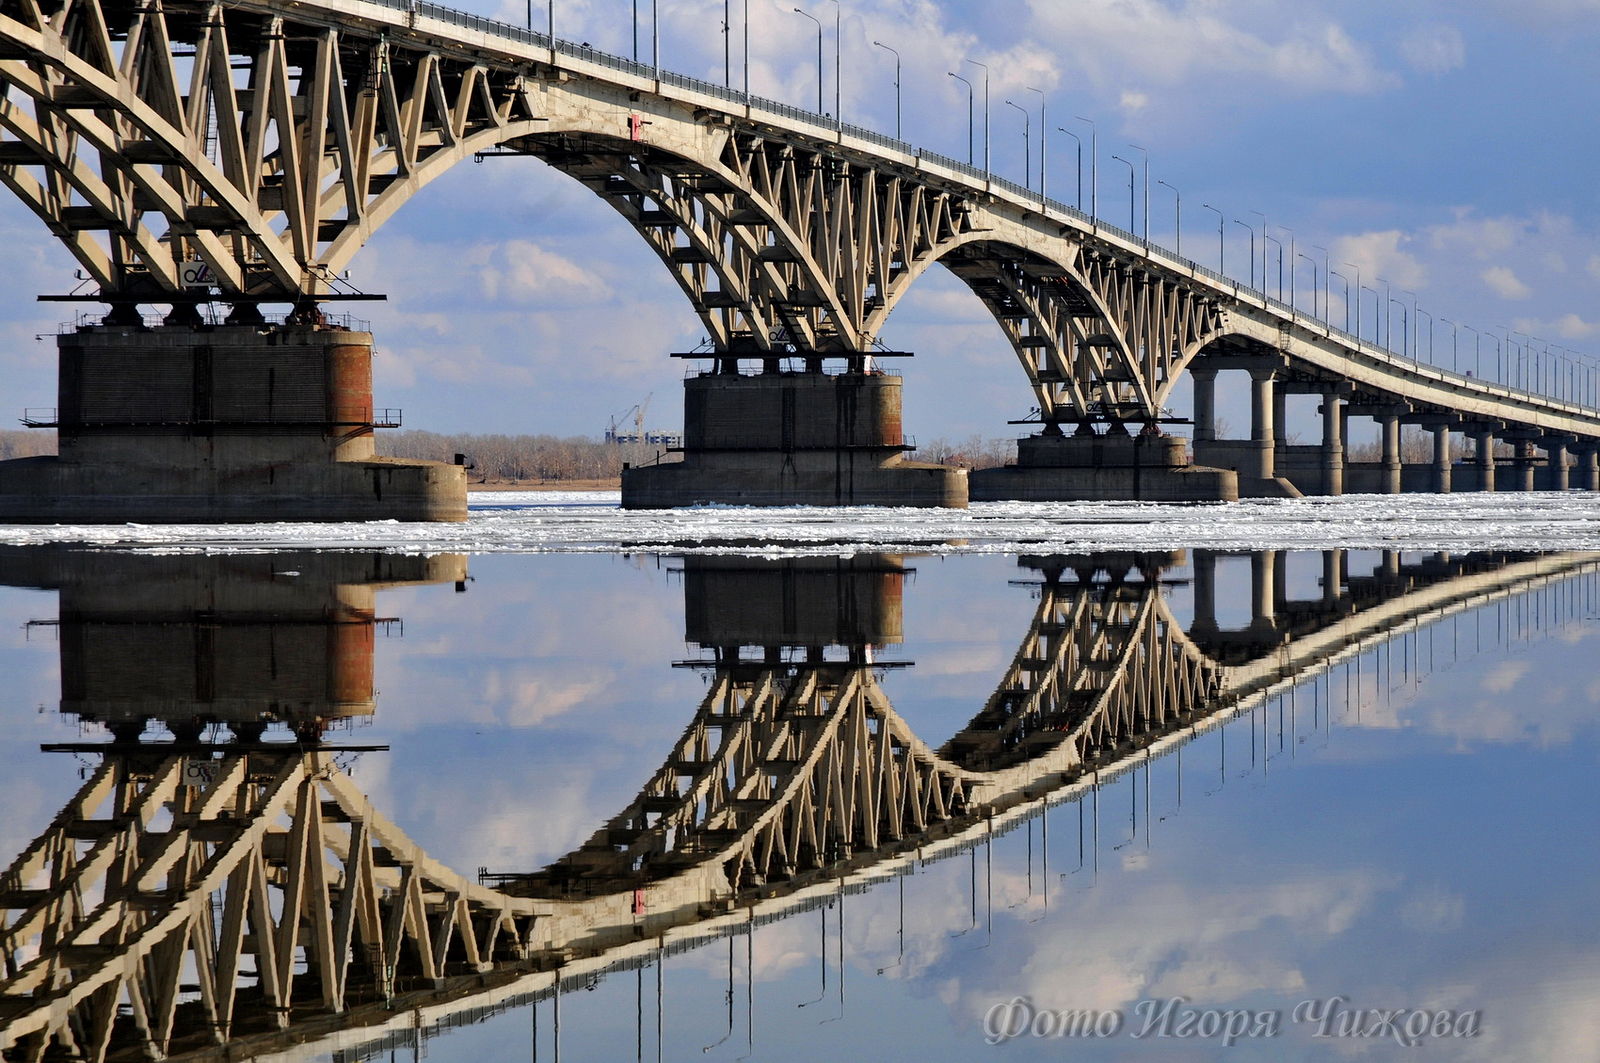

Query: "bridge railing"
<box><xmin>371</xmin><ymin>0</ymin><xmax>1597</xmax><ymax>417</ymax></box>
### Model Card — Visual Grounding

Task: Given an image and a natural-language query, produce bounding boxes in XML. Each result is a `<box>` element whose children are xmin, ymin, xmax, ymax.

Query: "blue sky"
<box><xmin>3</xmin><ymin>0</ymin><xmax>1600</xmax><ymax>442</ymax></box>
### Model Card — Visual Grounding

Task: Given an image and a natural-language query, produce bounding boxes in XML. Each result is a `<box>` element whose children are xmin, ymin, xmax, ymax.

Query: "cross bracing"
<box><xmin>2</xmin><ymin>0</ymin><xmax>1598</xmax><ymax>435</ymax></box>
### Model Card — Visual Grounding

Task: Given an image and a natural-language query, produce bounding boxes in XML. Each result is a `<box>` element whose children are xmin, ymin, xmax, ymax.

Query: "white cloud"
<box><xmin>1026</xmin><ymin>0</ymin><xmax>1398</xmax><ymax>98</ymax></box>
<box><xmin>1329</xmin><ymin>230</ymin><xmax>1428</xmax><ymax>290</ymax></box>
<box><xmin>479</xmin><ymin>239</ymin><xmax>614</xmax><ymax>305</ymax></box>
<box><xmin>1398</xmin><ymin>24</ymin><xmax>1466</xmax><ymax>75</ymax></box>
<box><xmin>1481</xmin><ymin>265</ymin><xmax>1532</xmax><ymax>300</ymax></box>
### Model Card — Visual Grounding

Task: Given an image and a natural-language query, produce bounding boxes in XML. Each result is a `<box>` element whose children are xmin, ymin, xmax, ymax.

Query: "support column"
<box><xmin>1581</xmin><ymin>443</ymin><xmax>1600</xmax><ymax>492</ymax></box>
<box><xmin>1249</xmin><ymin>549</ymin><xmax>1278</xmax><ymax>638</ymax></box>
<box><xmin>1272</xmin><ymin>384</ymin><xmax>1288</xmax><ymax>471</ymax></box>
<box><xmin>1515</xmin><ymin>439</ymin><xmax>1537</xmax><ymax>492</ymax></box>
<box><xmin>1431</xmin><ymin>424</ymin><xmax>1452</xmax><ymax>494</ymax></box>
<box><xmin>1475</xmin><ymin>428</ymin><xmax>1496</xmax><ymax>492</ymax></box>
<box><xmin>1380</xmin><ymin>413</ymin><xmax>1403</xmax><ymax>493</ymax></box>
<box><xmin>1250</xmin><ymin>367</ymin><xmax>1279</xmax><ymax>482</ymax></box>
<box><xmin>1320</xmin><ymin>390</ymin><xmax>1344</xmax><ymax>496</ymax></box>
<box><xmin>1544</xmin><ymin>436</ymin><xmax>1571</xmax><ymax>491</ymax></box>
<box><xmin>1192</xmin><ymin>368</ymin><xmax>1217</xmax><ymax>442</ymax></box>
<box><xmin>1191</xmin><ymin>550</ymin><xmax>1218</xmax><ymax>637</ymax></box>
<box><xmin>1320</xmin><ymin>549</ymin><xmax>1345</xmax><ymax>608</ymax></box>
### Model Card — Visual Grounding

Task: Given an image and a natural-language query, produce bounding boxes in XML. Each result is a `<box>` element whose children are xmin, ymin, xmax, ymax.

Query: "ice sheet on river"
<box><xmin>0</xmin><ymin>491</ymin><xmax>1598</xmax><ymax>555</ymax></box>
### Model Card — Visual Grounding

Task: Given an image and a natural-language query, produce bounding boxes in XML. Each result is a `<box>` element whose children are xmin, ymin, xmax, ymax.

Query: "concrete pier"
<box><xmin>970</xmin><ymin>429</ymin><xmax>1238</xmax><ymax>501</ymax></box>
<box><xmin>622</xmin><ymin>370</ymin><xmax>966</xmax><ymax>508</ymax></box>
<box><xmin>0</xmin><ymin>321</ymin><xmax>466</xmax><ymax>523</ymax></box>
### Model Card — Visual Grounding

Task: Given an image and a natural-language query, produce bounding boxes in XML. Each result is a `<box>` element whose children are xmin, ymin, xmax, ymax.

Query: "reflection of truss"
<box><xmin>5</xmin><ymin>552</ymin><xmax>1598</xmax><ymax>1062</ymax></box>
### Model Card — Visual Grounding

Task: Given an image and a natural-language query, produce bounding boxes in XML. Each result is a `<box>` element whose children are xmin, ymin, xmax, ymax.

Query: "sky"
<box><xmin>4</xmin><ymin>0</ymin><xmax>1600</xmax><ymax>444</ymax></box>
<box><xmin>1</xmin><ymin>549</ymin><xmax>1597</xmax><ymax>1061</ymax></box>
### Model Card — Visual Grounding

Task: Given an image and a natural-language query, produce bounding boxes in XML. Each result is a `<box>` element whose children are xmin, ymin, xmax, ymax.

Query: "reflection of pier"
<box><xmin>2</xmin><ymin>549</ymin><xmax>1595</xmax><ymax>1062</ymax></box>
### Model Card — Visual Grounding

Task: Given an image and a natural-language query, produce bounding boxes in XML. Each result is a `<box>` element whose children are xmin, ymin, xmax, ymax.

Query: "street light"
<box><xmin>1026</xmin><ymin>87</ymin><xmax>1047</xmax><ymax>202</ymax></box>
<box><xmin>1157</xmin><ymin>179</ymin><xmax>1180</xmax><ymax>257</ymax></box>
<box><xmin>1343</xmin><ymin>262</ymin><xmax>1362</xmax><ymax>342</ymax></box>
<box><xmin>1074</xmin><ymin>116</ymin><xmax>1097</xmax><ymax>219</ymax></box>
<box><xmin>1110</xmin><ymin>153</ymin><xmax>1136</xmax><ymax>234</ymax></box>
<box><xmin>1004</xmin><ymin>100</ymin><xmax>1030</xmax><ymax>189</ymax></box>
<box><xmin>1416</xmin><ymin>307</ymin><xmax>1432</xmax><ymax>365</ymax></box>
<box><xmin>1460</xmin><ymin>323</ymin><xmax>1481</xmax><ymax>377</ymax></box>
<box><xmin>1330</xmin><ymin>269</ymin><xmax>1352</xmax><ymax>333</ymax></box>
<box><xmin>948</xmin><ymin>72</ymin><xmax>974</xmax><ymax>165</ymax></box>
<box><xmin>1279</xmin><ymin>226</ymin><xmax>1295</xmax><ymax>310</ymax></box>
<box><xmin>873</xmin><ymin>41</ymin><xmax>901</xmax><ymax>140</ymax></box>
<box><xmin>1440</xmin><ymin>317</ymin><xmax>1459</xmax><ymax>373</ymax></box>
<box><xmin>1057</xmin><ymin>128</ymin><xmax>1083</xmax><ymax>211</ymax></box>
<box><xmin>1248</xmin><ymin>210</ymin><xmax>1267</xmax><ymax>297</ymax></box>
<box><xmin>829</xmin><ymin>0</ymin><xmax>839</xmax><ymax>129</ymax></box>
<box><xmin>1232</xmin><ymin>220</ymin><xmax>1257</xmax><ymax>289</ymax></box>
<box><xmin>1312</xmin><ymin>245</ymin><xmax>1329</xmax><ymax>325</ymax></box>
<box><xmin>1201</xmin><ymin>203</ymin><xmax>1223</xmax><ymax>274</ymax></box>
<box><xmin>793</xmin><ymin>7</ymin><xmax>823</xmax><ymax>114</ymax></box>
<box><xmin>1263</xmin><ymin>231</ymin><xmax>1283</xmax><ymax>302</ymax></box>
<box><xmin>965</xmin><ymin>58</ymin><xmax>990</xmax><ymax>173</ymax></box>
<box><xmin>1128</xmin><ymin>143</ymin><xmax>1148</xmax><ymax>244</ymax></box>
<box><xmin>1296</xmin><ymin>252</ymin><xmax>1318</xmax><ymax>319</ymax></box>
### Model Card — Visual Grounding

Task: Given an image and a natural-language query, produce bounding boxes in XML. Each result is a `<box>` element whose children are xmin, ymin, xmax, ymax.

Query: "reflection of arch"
<box><xmin>5</xmin><ymin>550</ymin><xmax>1598</xmax><ymax>1062</ymax></box>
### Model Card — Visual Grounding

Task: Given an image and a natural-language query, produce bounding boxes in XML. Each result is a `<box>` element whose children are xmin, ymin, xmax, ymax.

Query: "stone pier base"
<box><xmin>0</xmin><ymin>322</ymin><xmax>465</xmax><ymax>523</ymax></box>
<box><xmin>971</xmin><ymin>432</ymin><xmax>1238</xmax><ymax>502</ymax></box>
<box><xmin>622</xmin><ymin>372</ymin><xmax>967</xmax><ymax>508</ymax></box>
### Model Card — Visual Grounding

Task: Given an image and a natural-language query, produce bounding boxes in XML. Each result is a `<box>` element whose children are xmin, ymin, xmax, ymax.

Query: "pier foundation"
<box><xmin>0</xmin><ymin>321</ymin><xmax>465</xmax><ymax>523</ymax></box>
<box><xmin>622</xmin><ymin>370</ymin><xmax>966</xmax><ymax>508</ymax></box>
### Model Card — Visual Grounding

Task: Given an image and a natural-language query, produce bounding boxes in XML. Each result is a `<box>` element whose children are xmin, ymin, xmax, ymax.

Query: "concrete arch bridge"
<box><xmin>1</xmin><ymin>547</ymin><xmax>1594</xmax><ymax>1060</ymax></box>
<box><xmin>1</xmin><ymin>0</ymin><xmax>1598</xmax><ymax>516</ymax></box>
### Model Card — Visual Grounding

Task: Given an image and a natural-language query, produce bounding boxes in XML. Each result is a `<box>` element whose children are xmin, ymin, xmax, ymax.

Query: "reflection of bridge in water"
<box><xmin>1</xmin><ymin>547</ymin><xmax>1595</xmax><ymax>1061</ymax></box>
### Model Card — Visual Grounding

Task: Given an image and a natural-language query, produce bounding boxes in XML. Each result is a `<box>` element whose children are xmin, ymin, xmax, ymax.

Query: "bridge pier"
<box><xmin>0</xmin><ymin>320</ymin><xmax>465</xmax><ymax>523</ymax></box>
<box><xmin>1541</xmin><ymin>435</ymin><xmax>1572</xmax><ymax>491</ymax></box>
<box><xmin>1511</xmin><ymin>437</ymin><xmax>1539</xmax><ymax>492</ymax></box>
<box><xmin>1320</xmin><ymin>389</ymin><xmax>1345</xmax><ymax>496</ymax></box>
<box><xmin>1432</xmin><ymin>423</ymin><xmax>1454</xmax><ymax>493</ymax></box>
<box><xmin>1380</xmin><ymin>410</ymin><xmax>1403</xmax><ymax>494</ymax></box>
<box><xmin>971</xmin><ymin>425</ymin><xmax>1238</xmax><ymax>502</ymax></box>
<box><xmin>622</xmin><ymin>360</ymin><xmax>966</xmax><ymax>508</ymax></box>
<box><xmin>1580</xmin><ymin>443</ymin><xmax>1600</xmax><ymax>491</ymax></box>
<box><xmin>1473</xmin><ymin>425</ymin><xmax>1498</xmax><ymax>492</ymax></box>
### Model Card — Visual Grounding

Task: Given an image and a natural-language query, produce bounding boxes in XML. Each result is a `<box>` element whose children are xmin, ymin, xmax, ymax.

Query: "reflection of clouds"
<box><xmin>1481</xmin><ymin>660</ymin><xmax>1530</xmax><ymax>694</ymax></box>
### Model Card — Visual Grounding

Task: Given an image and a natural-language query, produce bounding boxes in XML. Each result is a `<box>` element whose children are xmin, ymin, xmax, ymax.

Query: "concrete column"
<box><xmin>1321</xmin><ymin>549</ymin><xmax>1345</xmax><ymax>607</ymax></box>
<box><xmin>1191</xmin><ymin>550</ymin><xmax>1218</xmax><ymax>635</ymax></box>
<box><xmin>1475</xmin><ymin>428</ymin><xmax>1496</xmax><ymax>492</ymax></box>
<box><xmin>1321</xmin><ymin>391</ymin><xmax>1344</xmax><ymax>495</ymax></box>
<box><xmin>1515</xmin><ymin>440</ymin><xmax>1537</xmax><ymax>492</ymax></box>
<box><xmin>1272</xmin><ymin>386</ymin><xmax>1288</xmax><ymax>467</ymax></box>
<box><xmin>1582</xmin><ymin>443</ymin><xmax>1600</xmax><ymax>492</ymax></box>
<box><xmin>1249</xmin><ymin>549</ymin><xmax>1277</xmax><ymax>635</ymax></box>
<box><xmin>1381</xmin><ymin>413</ymin><xmax>1403</xmax><ymax>494</ymax></box>
<box><xmin>1249</xmin><ymin>368</ymin><xmax>1278</xmax><ymax>481</ymax></box>
<box><xmin>1545</xmin><ymin>436</ymin><xmax>1571</xmax><ymax>491</ymax></box>
<box><xmin>1432</xmin><ymin>425</ymin><xmax>1452</xmax><ymax>494</ymax></box>
<box><xmin>1191</xmin><ymin>368</ymin><xmax>1217</xmax><ymax>442</ymax></box>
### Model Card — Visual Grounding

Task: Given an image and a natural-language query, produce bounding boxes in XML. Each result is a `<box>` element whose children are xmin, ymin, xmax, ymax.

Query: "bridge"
<box><xmin>1</xmin><ymin>0</ymin><xmax>1598</xmax><ymax>517</ymax></box>
<box><xmin>1</xmin><ymin>544</ymin><xmax>1593</xmax><ymax>1060</ymax></box>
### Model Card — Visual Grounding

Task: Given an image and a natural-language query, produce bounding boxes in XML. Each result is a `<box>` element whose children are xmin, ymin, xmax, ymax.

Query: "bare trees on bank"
<box><xmin>0</xmin><ymin>430</ymin><xmax>54</xmax><ymax>460</ymax></box>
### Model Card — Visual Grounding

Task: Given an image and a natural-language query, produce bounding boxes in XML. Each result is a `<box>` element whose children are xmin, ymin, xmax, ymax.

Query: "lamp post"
<box><xmin>1279</xmin><ymin>227</ymin><xmax>1295</xmax><ymax>310</ymax></box>
<box><xmin>1330</xmin><ymin>269</ymin><xmax>1352</xmax><ymax>333</ymax></box>
<box><xmin>1440</xmin><ymin>317</ymin><xmax>1459</xmax><ymax>373</ymax></box>
<box><xmin>1129</xmin><ymin>143</ymin><xmax>1148</xmax><ymax>244</ymax></box>
<box><xmin>793</xmin><ymin>7</ymin><xmax>822</xmax><ymax>114</ymax></box>
<box><xmin>1158</xmin><ymin>179</ymin><xmax>1180</xmax><ymax>257</ymax></box>
<box><xmin>1388</xmin><ymin>297</ymin><xmax>1409</xmax><ymax>362</ymax></box>
<box><xmin>1232</xmin><ymin>220</ymin><xmax>1256</xmax><ymax>289</ymax></box>
<box><xmin>1360</xmin><ymin>286</ymin><xmax>1377</xmax><ymax>347</ymax></box>
<box><xmin>651</xmin><ymin>0</ymin><xmax>659</xmax><ymax>76</ymax></box>
<box><xmin>1074</xmin><ymin>116</ymin><xmax>1097</xmax><ymax>219</ymax></box>
<box><xmin>965</xmin><ymin>59</ymin><xmax>990</xmax><ymax>173</ymax></box>
<box><xmin>1263</xmin><ymin>231</ymin><xmax>1283</xmax><ymax>302</ymax></box>
<box><xmin>1057</xmin><ymin>128</ymin><xmax>1083</xmax><ymax>211</ymax></box>
<box><xmin>743</xmin><ymin>0</ymin><xmax>749</xmax><ymax>97</ymax></box>
<box><xmin>1004</xmin><ymin>100</ymin><xmax>1030</xmax><ymax>189</ymax></box>
<box><xmin>1296</xmin><ymin>252</ymin><xmax>1318</xmax><ymax>319</ymax></box>
<box><xmin>873</xmin><ymin>41</ymin><xmax>901</xmax><ymax>140</ymax></box>
<box><xmin>1248</xmin><ymin>210</ymin><xmax>1267</xmax><ymax>297</ymax></box>
<box><xmin>1201</xmin><ymin>203</ymin><xmax>1223</xmax><ymax>274</ymax></box>
<box><xmin>1400</xmin><ymin>289</ymin><xmax>1418</xmax><ymax>360</ymax></box>
<box><xmin>632</xmin><ymin>0</ymin><xmax>637</xmax><ymax>59</ymax></box>
<box><xmin>723</xmin><ymin>0</ymin><xmax>730</xmax><ymax>87</ymax></box>
<box><xmin>1344</xmin><ymin>262</ymin><xmax>1362</xmax><ymax>342</ymax></box>
<box><xmin>949</xmin><ymin>72</ymin><xmax>974</xmax><ymax>165</ymax></box>
<box><xmin>1110</xmin><ymin>154</ymin><xmax>1136</xmax><ymax>234</ymax></box>
<box><xmin>1461</xmin><ymin>323</ymin><xmax>1481</xmax><ymax>377</ymax></box>
<box><xmin>1378</xmin><ymin>277</ymin><xmax>1392</xmax><ymax>352</ymax></box>
<box><xmin>1027</xmin><ymin>87</ymin><xmax>1046</xmax><ymax>202</ymax></box>
<box><xmin>1312</xmin><ymin>245</ymin><xmax>1329</xmax><ymax>325</ymax></box>
<box><xmin>831</xmin><ymin>0</ymin><xmax>840</xmax><ymax>128</ymax></box>
<box><xmin>1415</xmin><ymin>307</ymin><xmax>1432</xmax><ymax>365</ymax></box>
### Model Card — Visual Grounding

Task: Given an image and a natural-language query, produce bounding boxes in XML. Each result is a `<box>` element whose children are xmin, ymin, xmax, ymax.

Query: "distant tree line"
<box><xmin>0</xmin><ymin>429</ymin><xmax>54</xmax><ymax>459</ymax></box>
<box><xmin>377</xmin><ymin>429</ymin><xmax>675</xmax><ymax>482</ymax></box>
<box><xmin>905</xmin><ymin>436</ymin><xmax>1015</xmax><ymax>469</ymax></box>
